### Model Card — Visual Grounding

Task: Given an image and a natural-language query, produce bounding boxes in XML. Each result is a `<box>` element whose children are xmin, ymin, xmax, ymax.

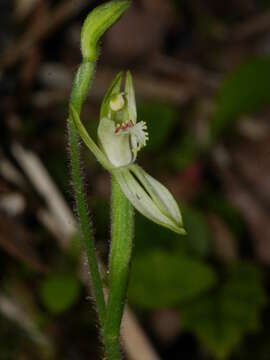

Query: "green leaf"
<box><xmin>138</xmin><ymin>102</ymin><xmax>178</xmax><ymax>151</ymax></box>
<box><xmin>181</xmin><ymin>294</ymin><xmax>243</xmax><ymax>359</ymax></box>
<box><xmin>180</xmin><ymin>263</ymin><xmax>266</xmax><ymax>359</ymax></box>
<box><xmin>40</xmin><ymin>274</ymin><xmax>81</xmax><ymax>314</ymax></box>
<box><xmin>128</xmin><ymin>251</ymin><xmax>217</xmax><ymax>308</ymax></box>
<box><xmin>211</xmin><ymin>56</ymin><xmax>270</xmax><ymax>139</ymax></box>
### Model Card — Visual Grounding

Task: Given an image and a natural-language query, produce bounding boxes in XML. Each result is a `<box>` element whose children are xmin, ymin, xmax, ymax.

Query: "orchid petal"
<box><xmin>130</xmin><ymin>164</ymin><xmax>183</xmax><ymax>227</ymax></box>
<box><xmin>113</xmin><ymin>167</ymin><xmax>185</xmax><ymax>234</ymax></box>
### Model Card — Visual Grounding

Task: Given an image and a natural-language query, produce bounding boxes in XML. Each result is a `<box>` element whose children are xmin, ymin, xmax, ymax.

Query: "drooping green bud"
<box><xmin>81</xmin><ymin>0</ymin><xmax>131</xmax><ymax>62</ymax></box>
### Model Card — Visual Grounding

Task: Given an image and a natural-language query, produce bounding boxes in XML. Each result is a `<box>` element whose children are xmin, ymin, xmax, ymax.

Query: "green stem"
<box><xmin>68</xmin><ymin>2</ymin><xmax>131</xmax><ymax>357</ymax></box>
<box><xmin>68</xmin><ymin>60</ymin><xmax>106</xmax><ymax>327</ymax></box>
<box><xmin>103</xmin><ymin>177</ymin><xmax>134</xmax><ymax>359</ymax></box>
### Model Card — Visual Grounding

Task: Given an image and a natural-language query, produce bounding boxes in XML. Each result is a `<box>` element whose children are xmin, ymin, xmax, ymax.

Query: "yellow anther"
<box><xmin>110</xmin><ymin>93</ymin><xmax>125</xmax><ymax>112</ymax></box>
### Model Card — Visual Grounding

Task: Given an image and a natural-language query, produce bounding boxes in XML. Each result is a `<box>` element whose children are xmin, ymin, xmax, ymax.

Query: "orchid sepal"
<box><xmin>69</xmin><ymin>104</ymin><xmax>113</xmax><ymax>171</ymax></box>
<box><xmin>113</xmin><ymin>166</ymin><xmax>186</xmax><ymax>235</ymax></box>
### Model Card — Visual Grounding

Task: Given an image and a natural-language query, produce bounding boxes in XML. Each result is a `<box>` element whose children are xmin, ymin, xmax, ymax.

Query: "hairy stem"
<box><xmin>68</xmin><ymin>61</ymin><xmax>106</xmax><ymax>327</ymax></box>
<box><xmin>103</xmin><ymin>177</ymin><xmax>134</xmax><ymax>359</ymax></box>
<box><xmin>68</xmin><ymin>2</ymin><xmax>131</xmax><ymax>357</ymax></box>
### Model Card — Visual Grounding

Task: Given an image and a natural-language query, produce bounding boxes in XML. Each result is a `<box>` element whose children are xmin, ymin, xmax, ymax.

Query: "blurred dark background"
<box><xmin>1</xmin><ymin>0</ymin><xmax>270</xmax><ymax>359</ymax></box>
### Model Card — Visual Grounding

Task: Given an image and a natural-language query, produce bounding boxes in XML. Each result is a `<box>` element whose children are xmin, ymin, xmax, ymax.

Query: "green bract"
<box><xmin>70</xmin><ymin>72</ymin><xmax>185</xmax><ymax>235</ymax></box>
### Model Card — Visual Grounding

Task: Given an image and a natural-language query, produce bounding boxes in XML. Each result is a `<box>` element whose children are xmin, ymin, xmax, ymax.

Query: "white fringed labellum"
<box><xmin>70</xmin><ymin>71</ymin><xmax>185</xmax><ymax>234</ymax></box>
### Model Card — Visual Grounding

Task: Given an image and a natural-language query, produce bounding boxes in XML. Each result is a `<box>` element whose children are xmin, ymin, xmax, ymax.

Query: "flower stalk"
<box><xmin>69</xmin><ymin>64</ymin><xmax>106</xmax><ymax>327</ymax></box>
<box><xmin>103</xmin><ymin>177</ymin><xmax>134</xmax><ymax>359</ymax></box>
<box><xmin>68</xmin><ymin>0</ymin><xmax>131</xmax><ymax>340</ymax></box>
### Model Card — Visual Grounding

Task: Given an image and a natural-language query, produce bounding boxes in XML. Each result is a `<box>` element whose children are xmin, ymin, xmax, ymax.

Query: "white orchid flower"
<box><xmin>70</xmin><ymin>72</ymin><xmax>185</xmax><ymax>234</ymax></box>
